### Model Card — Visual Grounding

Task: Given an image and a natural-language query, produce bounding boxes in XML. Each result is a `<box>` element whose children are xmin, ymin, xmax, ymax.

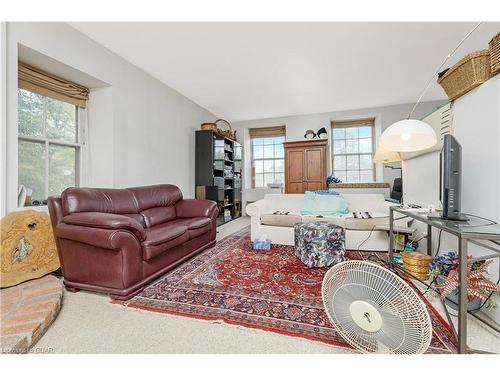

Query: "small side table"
<box><xmin>389</xmin><ymin>206</ymin><xmax>500</xmax><ymax>354</ymax></box>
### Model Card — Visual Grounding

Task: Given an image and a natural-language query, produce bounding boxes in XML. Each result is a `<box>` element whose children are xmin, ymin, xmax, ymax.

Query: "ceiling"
<box><xmin>70</xmin><ymin>22</ymin><xmax>500</xmax><ymax>122</ymax></box>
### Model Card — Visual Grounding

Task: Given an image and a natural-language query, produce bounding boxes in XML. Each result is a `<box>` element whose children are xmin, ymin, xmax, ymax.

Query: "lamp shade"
<box><xmin>379</xmin><ymin>119</ymin><xmax>437</xmax><ymax>152</ymax></box>
<box><xmin>373</xmin><ymin>145</ymin><xmax>402</xmax><ymax>164</ymax></box>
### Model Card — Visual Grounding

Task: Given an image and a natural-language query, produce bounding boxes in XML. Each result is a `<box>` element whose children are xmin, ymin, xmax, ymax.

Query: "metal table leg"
<box><xmin>458</xmin><ymin>238</ymin><xmax>468</xmax><ymax>354</ymax></box>
<box><xmin>427</xmin><ymin>224</ymin><xmax>433</xmax><ymax>256</ymax></box>
<box><xmin>389</xmin><ymin>208</ymin><xmax>394</xmax><ymax>264</ymax></box>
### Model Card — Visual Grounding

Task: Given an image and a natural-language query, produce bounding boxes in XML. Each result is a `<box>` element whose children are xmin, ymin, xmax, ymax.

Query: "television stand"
<box><xmin>389</xmin><ymin>206</ymin><xmax>500</xmax><ymax>354</ymax></box>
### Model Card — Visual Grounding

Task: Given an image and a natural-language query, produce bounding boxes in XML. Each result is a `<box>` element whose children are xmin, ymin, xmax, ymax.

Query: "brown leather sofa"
<box><xmin>48</xmin><ymin>184</ymin><xmax>218</xmax><ymax>300</ymax></box>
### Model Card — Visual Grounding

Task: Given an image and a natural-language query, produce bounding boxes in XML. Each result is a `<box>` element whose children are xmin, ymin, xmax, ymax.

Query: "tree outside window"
<box><xmin>18</xmin><ymin>88</ymin><xmax>80</xmax><ymax>204</ymax></box>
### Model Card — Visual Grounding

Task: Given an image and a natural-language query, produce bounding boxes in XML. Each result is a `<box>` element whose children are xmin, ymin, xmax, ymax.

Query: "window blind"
<box><xmin>18</xmin><ymin>62</ymin><xmax>90</xmax><ymax>108</ymax></box>
<box><xmin>331</xmin><ymin>118</ymin><xmax>375</xmax><ymax>128</ymax></box>
<box><xmin>249</xmin><ymin>125</ymin><xmax>286</xmax><ymax>138</ymax></box>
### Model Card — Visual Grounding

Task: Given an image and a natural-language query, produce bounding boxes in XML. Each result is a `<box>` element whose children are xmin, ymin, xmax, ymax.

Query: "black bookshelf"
<box><xmin>195</xmin><ymin>130</ymin><xmax>242</xmax><ymax>226</ymax></box>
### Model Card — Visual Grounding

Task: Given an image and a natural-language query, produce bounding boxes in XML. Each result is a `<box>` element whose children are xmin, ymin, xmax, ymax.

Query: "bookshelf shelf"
<box><xmin>195</xmin><ymin>130</ymin><xmax>242</xmax><ymax>226</ymax></box>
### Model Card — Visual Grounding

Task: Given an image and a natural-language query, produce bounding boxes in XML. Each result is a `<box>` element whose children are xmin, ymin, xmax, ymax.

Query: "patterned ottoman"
<box><xmin>294</xmin><ymin>222</ymin><xmax>345</xmax><ymax>268</ymax></box>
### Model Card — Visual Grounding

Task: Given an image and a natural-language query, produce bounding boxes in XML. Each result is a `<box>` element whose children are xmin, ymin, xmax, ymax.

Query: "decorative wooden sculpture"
<box><xmin>0</xmin><ymin>210</ymin><xmax>60</xmax><ymax>287</ymax></box>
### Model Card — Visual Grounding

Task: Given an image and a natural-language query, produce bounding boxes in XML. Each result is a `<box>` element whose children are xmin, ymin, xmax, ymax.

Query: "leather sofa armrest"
<box><xmin>56</xmin><ymin>223</ymin><xmax>141</xmax><ymax>251</ymax></box>
<box><xmin>61</xmin><ymin>212</ymin><xmax>146</xmax><ymax>241</ymax></box>
<box><xmin>175</xmin><ymin>199</ymin><xmax>218</xmax><ymax>219</ymax></box>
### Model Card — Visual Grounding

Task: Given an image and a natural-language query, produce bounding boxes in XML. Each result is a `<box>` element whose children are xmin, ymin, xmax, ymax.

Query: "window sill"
<box><xmin>15</xmin><ymin>205</ymin><xmax>49</xmax><ymax>213</ymax></box>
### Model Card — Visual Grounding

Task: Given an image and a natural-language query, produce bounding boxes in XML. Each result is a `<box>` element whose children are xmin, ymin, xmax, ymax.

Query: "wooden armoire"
<box><xmin>284</xmin><ymin>139</ymin><xmax>328</xmax><ymax>193</ymax></box>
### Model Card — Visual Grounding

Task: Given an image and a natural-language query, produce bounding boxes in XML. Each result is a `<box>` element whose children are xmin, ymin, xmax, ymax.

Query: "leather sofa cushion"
<box><xmin>142</xmin><ymin>222</ymin><xmax>189</xmax><ymax>260</ymax></box>
<box><xmin>140</xmin><ymin>206</ymin><xmax>177</xmax><ymax>228</ymax></box>
<box><xmin>128</xmin><ymin>184</ymin><xmax>183</xmax><ymax>211</ymax></box>
<box><xmin>175</xmin><ymin>199</ymin><xmax>218</xmax><ymax>218</ymax></box>
<box><xmin>142</xmin><ymin>231</ymin><xmax>190</xmax><ymax>261</ymax></box>
<box><xmin>261</xmin><ymin>213</ymin><xmax>302</xmax><ymax>227</ymax></box>
<box><xmin>122</xmin><ymin>213</ymin><xmax>146</xmax><ymax>228</ymax></box>
<box><xmin>170</xmin><ymin>217</ymin><xmax>211</xmax><ymax>239</ymax></box>
<box><xmin>62</xmin><ymin>188</ymin><xmax>139</xmax><ymax>216</ymax></box>
<box><xmin>143</xmin><ymin>222</ymin><xmax>187</xmax><ymax>246</ymax></box>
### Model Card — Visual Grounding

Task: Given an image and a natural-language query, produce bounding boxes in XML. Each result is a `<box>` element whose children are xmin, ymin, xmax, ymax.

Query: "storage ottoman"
<box><xmin>294</xmin><ymin>222</ymin><xmax>345</xmax><ymax>268</ymax></box>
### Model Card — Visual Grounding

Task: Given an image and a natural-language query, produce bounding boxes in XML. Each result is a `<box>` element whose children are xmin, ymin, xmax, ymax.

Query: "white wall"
<box><xmin>1</xmin><ymin>22</ymin><xmax>216</xmax><ymax>214</ymax></box>
<box><xmin>405</xmin><ymin>75</ymin><xmax>500</xmax><ymax>231</ymax></box>
<box><xmin>404</xmin><ymin>75</ymin><xmax>500</xmax><ymax>322</ymax></box>
<box><xmin>454</xmin><ymin>75</ymin><xmax>500</xmax><ymax>221</ymax></box>
<box><xmin>1</xmin><ymin>23</ymin><xmax>7</xmax><ymax>216</ymax></box>
<box><xmin>233</xmin><ymin>100</ymin><xmax>446</xmax><ymax>190</ymax></box>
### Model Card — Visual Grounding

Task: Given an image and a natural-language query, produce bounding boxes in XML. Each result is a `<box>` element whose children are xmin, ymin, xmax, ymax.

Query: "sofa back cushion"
<box><xmin>263</xmin><ymin>193</ymin><xmax>386</xmax><ymax>214</ymax></box>
<box><xmin>263</xmin><ymin>194</ymin><xmax>306</xmax><ymax>213</ymax></box>
<box><xmin>342</xmin><ymin>194</ymin><xmax>386</xmax><ymax>213</ymax></box>
<box><xmin>60</xmin><ymin>184</ymin><xmax>184</xmax><ymax>228</ymax></box>
<box><xmin>128</xmin><ymin>184</ymin><xmax>183</xmax><ymax>228</ymax></box>
<box><xmin>139</xmin><ymin>206</ymin><xmax>177</xmax><ymax>227</ymax></box>
<box><xmin>61</xmin><ymin>188</ymin><xmax>139</xmax><ymax>216</ymax></box>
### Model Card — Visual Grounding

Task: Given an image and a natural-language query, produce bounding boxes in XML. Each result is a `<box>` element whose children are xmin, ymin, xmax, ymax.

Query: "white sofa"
<box><xmin>246</xmin><ymin>193</ymin><xmax>407</xmax><ymax>251</ymax></box>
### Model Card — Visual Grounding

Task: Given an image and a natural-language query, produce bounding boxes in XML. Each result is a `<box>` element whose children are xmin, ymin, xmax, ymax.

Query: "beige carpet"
<box><xmin>33</xmin><ymin>217</ymin><xmax>499</xmax><ymax>353</ymax></box>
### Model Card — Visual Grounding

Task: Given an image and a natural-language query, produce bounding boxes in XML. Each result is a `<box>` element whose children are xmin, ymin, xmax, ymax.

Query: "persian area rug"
<box><xmin>122</xmin><ymin>226</ymin><xmax>457</xmax><ymax>353</ymax></box>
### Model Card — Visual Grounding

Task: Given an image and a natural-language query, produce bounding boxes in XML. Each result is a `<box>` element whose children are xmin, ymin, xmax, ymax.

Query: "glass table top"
<box><xmin>391</xmin><ymin>207</ymin><xmax>500</xmax><ymax>239</ymax></box>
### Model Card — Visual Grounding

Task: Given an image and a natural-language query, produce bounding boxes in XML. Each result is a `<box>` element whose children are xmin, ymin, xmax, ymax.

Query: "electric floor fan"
<box><xmin>322</xmin><ymin>260</ymin><xmax>432</xmax><ymax>354</ymax></box>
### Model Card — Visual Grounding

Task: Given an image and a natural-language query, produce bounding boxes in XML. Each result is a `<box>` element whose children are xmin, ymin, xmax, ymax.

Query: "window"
<box><xmin>250</xmin><ymin>126</ymin><xmax>285</xmax><ymax>188</ymax></box>
<box><xmin>18</xmin><ymin>88</ymin><xmax>82</xmax><ymax>204</ymax></box>
<box><xmin>331</xmin><ymin>118</ymin><xmax>375</xmax><ymax>183</ymax></box>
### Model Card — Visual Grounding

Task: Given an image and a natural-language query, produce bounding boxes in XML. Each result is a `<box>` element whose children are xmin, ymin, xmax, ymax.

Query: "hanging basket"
<box><xmin>437</xmin><ymin>49</ymin><xmax>491</xmax><ymax>100</ymax></box>
<box><xmin>489</xmin><ymin>32</ymin><xmax>500</xmax><ymax>76</ymax></box>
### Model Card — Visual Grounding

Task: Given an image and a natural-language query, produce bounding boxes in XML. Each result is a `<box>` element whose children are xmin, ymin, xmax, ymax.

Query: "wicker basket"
<box><xmin>214</xmin><ymin>118</ymin><xmax>235</xmax><ymax>140</ymax></box>
<box><xmin>437</xmin><ymin>49</ymin><xmax>491</xmax><ymax>100</ymax></box>
<box><xmin>201</xmin><ymin>122</ymin><xmax>217</xmax><ymax>131</ymax></box>
<box><xmin>402</xmin><ymin>252</ymin><xmax>431</xmax><ymax>281</ymax></box>
<box><xmin>489</xmin><ymin>32</ymin><xmax>500</xmax><ymax>76</ymax></box>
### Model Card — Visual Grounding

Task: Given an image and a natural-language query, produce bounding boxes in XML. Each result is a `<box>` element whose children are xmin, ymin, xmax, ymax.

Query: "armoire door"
<box><xmin>286</xmin><ymin>149</ymin><xmax>305</xmax><ymax>193</ymax></box>
<box><xmin>304</xmin><ymin>147</ymin><xmax>325</xmax><ymax>191</ymax></box>
<box><xmin>284</xmin><ymin>139</ymin><xmax>327</xmax><ymax>194</ymax></box>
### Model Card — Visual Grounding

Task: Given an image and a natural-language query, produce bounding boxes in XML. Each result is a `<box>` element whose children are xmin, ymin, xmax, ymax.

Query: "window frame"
<box><xmin>250</xmin><ymin>131</ymin><xmax>286</xmax><ymax>189</ymax></box>
<box><xmin>17</xmin><ymin>88</ymin><xmax>85</xmax><ymax>203</ymax></box>
<box><xmin>331</xmin><ymin>119</ymin><xmax>376</xmax><ymax>183</ymax></box>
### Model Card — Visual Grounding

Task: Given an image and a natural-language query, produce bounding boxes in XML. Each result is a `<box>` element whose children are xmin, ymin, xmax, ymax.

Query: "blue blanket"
<box><xmin>300</xmin><ymin>191</ymin><xmax>349</xmax><ymax>216</ymax></box>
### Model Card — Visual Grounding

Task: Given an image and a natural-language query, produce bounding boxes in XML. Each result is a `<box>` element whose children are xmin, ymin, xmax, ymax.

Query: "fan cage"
<box><xmin>322</xmin><ymin>260</ymin><xmax>432</xmax><ymax>354</ymax></box>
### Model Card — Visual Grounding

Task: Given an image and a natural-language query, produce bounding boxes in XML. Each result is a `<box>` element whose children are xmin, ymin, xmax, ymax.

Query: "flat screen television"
<box><xmin>439</xmin><ymin>134</ymin><xmax>468</xmax><ymax>221</ymax></box>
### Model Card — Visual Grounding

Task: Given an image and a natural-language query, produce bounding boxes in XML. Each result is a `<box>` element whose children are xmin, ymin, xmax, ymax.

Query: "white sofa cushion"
<box><xmin>247</xmin><ymin>193</ymin><xmax>390</xmax><ymax>217</ymax></box>
<box><xmin>345</xmin><ymin>216</ymin><xmax>389</xmax><ymax>230</ymax></box>
<box><xmin>261</xmin><ymin>213</ymin><xmax>302</xmax><ymax>227</ymax></box>
<box><xmin>301</xmin><ymin>215</ymin><xmax>345</xmax><ymax>228</ymax></box>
